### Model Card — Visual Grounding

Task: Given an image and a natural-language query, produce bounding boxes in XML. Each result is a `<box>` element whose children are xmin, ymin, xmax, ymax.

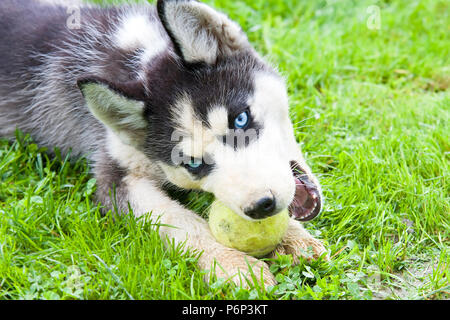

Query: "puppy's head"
<box><xmin>78</xmin><ymin>0</ymin><xmax>322</xmax><ymax>221</ymax></box>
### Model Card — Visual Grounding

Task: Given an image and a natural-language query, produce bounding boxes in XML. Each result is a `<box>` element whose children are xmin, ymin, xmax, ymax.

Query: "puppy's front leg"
<box><xmin>102</xmin><ymin>174</ymin><xmax>276</xmax><ymax>287</ymax></box>
<box><xmin>270</xmin><ymin>218</ymin><xmax>329</xmax><ymax>263</ymax></box>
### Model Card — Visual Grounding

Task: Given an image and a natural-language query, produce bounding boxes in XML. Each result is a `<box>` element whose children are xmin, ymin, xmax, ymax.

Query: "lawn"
<box><xmin>0</xmin><ymin>0</ymin><xmax>448</xmax><ymax>300</ymax></box>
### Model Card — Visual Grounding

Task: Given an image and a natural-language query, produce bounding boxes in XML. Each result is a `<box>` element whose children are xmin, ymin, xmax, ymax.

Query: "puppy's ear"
<box><xmin>157</xmin><ymin>0</ymin><xmax>249</xmax><ymax>65</ymax></box>
<box><xmin>77</xmin><ymin>77</ymin><xmax>147</xmax><ymax>146</ymax></box>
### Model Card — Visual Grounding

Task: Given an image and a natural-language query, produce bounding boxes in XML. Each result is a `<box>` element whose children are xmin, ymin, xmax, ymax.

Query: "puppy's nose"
<box><xmin>244</xmin><ymin>195</ymin><xmax>277</xmax><ymax>219</ymax></box>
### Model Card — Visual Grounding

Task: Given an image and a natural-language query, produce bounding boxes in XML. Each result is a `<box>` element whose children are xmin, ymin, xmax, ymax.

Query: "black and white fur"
<box><xmin>0</xmin><ymin>0</ymin><xmax>327</xmax><ymax>286</ymax></box>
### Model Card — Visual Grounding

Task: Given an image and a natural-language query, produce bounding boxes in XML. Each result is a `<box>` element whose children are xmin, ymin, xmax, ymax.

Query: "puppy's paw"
<box><xmin>269</xmin><ymin>220</ymin><xmax>329</xmax><ymax>264</ymax></box>
<box><xmin>202</xmin><ymin>247</ymin><xmax>276</xmax><ymax>288</ymax></box>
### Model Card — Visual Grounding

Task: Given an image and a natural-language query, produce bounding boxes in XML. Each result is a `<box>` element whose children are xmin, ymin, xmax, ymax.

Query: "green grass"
<box><xmin>1</xmin><ymin>0</ymin><xmax>449</xmax><ymax>300</ymax></box>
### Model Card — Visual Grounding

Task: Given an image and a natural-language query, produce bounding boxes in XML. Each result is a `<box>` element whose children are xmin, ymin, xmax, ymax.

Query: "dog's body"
<box><xmin>0</xmin><ymin>0</ymin><xmax>327</xmax><ymax>286</ymax></box>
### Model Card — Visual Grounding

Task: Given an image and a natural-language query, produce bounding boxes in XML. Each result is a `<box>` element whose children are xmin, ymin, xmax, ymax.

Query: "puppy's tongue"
<box><xmin>293</xmin><ymin>177</ymin><xmax>309</xmax><ymax>204</ymax></box>
<box><xmin>289</xmin><ymin>175</ymin><xmax>321</xmax><ymax>221</ymax></box>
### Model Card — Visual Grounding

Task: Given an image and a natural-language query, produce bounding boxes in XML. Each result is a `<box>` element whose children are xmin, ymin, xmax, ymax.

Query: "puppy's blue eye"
<box><xmin>186</xmin><ymin>159</ymin><xmax>203</xmax><ymax>170</ymax></box>
<box><xmin>234</xmin><ymin>111</ymin><xmax>249</xmax><ymax>129</ymax></box>
<box><xmin>187</xmin><ymin>159</ymin><xmax>202</xmax><ymax>169</ymax></box>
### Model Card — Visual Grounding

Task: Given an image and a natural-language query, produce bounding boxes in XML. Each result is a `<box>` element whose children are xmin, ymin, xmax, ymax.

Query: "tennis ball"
<box><xmin>208</xmin><ymin>201</ymin><xmax>289</xmax><ymax>258</ymax></box>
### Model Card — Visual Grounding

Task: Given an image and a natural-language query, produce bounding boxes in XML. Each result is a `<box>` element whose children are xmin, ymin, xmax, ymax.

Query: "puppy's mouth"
<box><xmin>289</xmin><ymin>161</ymin><xmax>322</xmax><ymax>221</ymax></box>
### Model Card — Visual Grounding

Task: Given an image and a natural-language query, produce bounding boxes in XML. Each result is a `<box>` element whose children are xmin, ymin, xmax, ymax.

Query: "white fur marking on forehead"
<box><xmin>171</xmin><ymin>95</ymin><xmax>205</xmax><ymax>159</ymax></box>
<box><xmin>171</xmin><ymin>97</ymin><xmax>224</xmax><ymax>159</ymax></box>
<box><xmin>207</xmin><ymin>106</ymin><xmax>228</xmax><ymax>136</ymax></box>
<box><xmin>171</xmin><ymin>95</ymin><xmax>197</xmax><ymax>134</ymax></box>
<box><xmin>114</xmin><ymin>13</ymin><xmax>168</xmax><ymax>61</ymax></box>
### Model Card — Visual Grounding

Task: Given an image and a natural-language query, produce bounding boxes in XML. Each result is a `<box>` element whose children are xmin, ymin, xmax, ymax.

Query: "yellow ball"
<box><xmin>208</xmin><ymin>201</ymin><xmax>289</xmax><ymax>258</ymax></box>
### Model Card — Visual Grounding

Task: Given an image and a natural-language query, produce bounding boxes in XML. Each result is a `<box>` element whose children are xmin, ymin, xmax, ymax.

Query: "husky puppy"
<box><xmin>0</xmin><ymin>0</ymin><xmax>327</xmax><ymax>286</ymax></box>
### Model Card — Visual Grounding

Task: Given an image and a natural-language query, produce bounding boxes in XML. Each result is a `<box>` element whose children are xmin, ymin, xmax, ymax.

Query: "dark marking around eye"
<box><xmin>182</xmin><ymin>155</ymin><xmax>215</xmax><ymax>179</ymax></box>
